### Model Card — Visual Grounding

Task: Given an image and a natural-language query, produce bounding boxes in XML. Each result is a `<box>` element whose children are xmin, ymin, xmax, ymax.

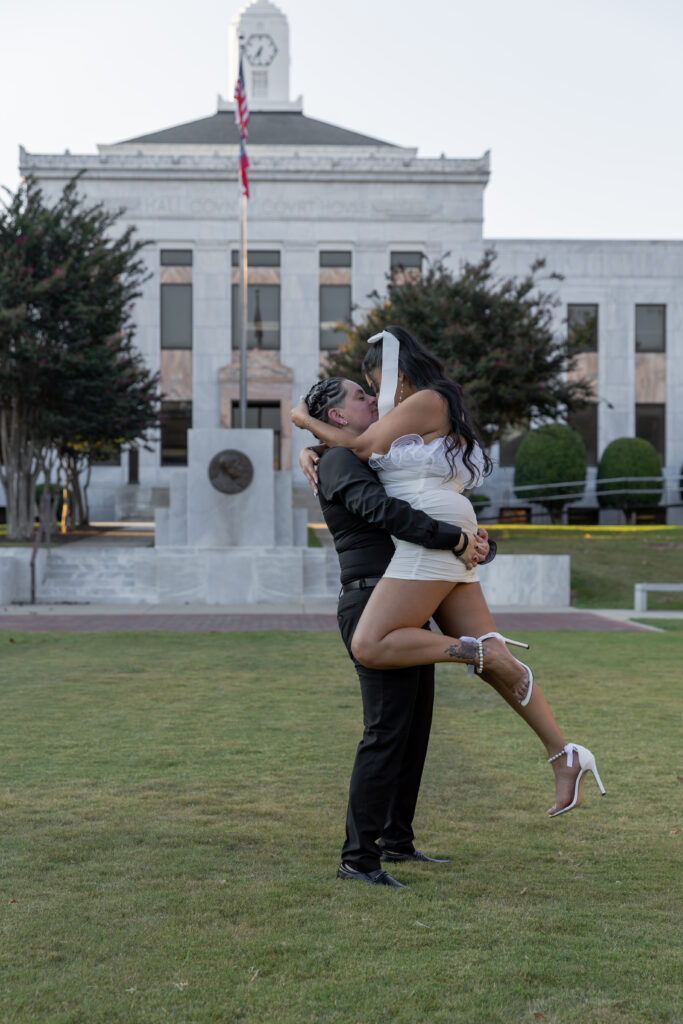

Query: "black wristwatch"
<box><xmin>452</xmin><ymin>534</ymin><xmax>498</xmax><ymax>564</ymax></box>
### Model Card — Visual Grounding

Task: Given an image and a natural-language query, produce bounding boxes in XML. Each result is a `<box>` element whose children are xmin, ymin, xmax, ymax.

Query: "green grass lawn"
<box><xmin>486</xmin><ymin>526</ymin><xmax>683</xmax><ymax>610</ymax></box>
<box><xmin>1</xmin><ymin>629</ymin><xmax>681</xmax><ymax>1023</ymax></box>
<box><xmin>631</xmin><ymin>618</ymin><xmax>683</xmax><ymax>633</ymax></box>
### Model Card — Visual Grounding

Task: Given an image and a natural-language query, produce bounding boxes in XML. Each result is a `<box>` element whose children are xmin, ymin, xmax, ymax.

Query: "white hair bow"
<box><xmin>367</xmin><ymin>329</ymin><xmax>399</xmax><ymax>418</ymax></box>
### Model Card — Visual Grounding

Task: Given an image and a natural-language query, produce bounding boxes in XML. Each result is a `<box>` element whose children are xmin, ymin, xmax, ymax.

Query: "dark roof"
<box><xmin>117</xmin><ymin>110</ymin><xmax>397</xmax><ymax>148</ymax></box>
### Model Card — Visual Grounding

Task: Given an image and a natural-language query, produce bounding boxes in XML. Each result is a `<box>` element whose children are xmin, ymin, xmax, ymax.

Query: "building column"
<box><xmin>136</xmin><ymin>265</ymin><xmax>162</xmax><ymax>481</ymax></box>
<box><xmin>279</xmin><ymin>244</ymin><xmax>319</xmax><ymax>469</ymax></box>
<box><xmin>598</xmin><ymin>287</ymin><xmax>634</xmax><ymax>453</ymax></box>
<box><xmin>353</xmin><ymin>244</ymin><xmax>388</xmax><ymax>324</ymax></box>
<box><xmin>192</xmin><ymin>246</ymin><xmax>231</xmax><ymax>429</ymax></box>
<box><xmin>666</xmin><ymin>299</ymin><xmax>683</xmax><ymax>481</ymax></box>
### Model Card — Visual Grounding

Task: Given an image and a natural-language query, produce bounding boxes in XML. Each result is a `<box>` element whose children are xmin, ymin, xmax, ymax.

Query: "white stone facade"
<box><xmin>8</xmin><ymin>0</ymin><xmax>682</xmax><ymax>527</ymax></box>
<box><xmin>486</xmin><ymin>239</ymin><xmax>683</xmax><ymax>516</ymax></box>
<box><xmin>15</xmin><ymin>144</ymin><xmax>489</xmax><ymax>519</ymax></box>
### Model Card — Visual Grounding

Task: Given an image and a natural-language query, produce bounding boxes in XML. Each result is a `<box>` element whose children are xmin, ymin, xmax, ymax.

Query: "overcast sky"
<box><xmin>3</xmin><ymin>0</ymin><xmax>681</xmax><ymax>239</ymax></box>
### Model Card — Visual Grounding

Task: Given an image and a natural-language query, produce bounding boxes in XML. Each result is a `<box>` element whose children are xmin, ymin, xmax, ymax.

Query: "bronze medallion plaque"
<box><xmin>208</xmin><ymin>449</ymin><xmax>254</xmax><ymax>494</ymax></box>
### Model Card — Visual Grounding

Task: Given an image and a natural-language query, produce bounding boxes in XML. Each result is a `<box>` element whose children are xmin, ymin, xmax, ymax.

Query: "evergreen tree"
<box><xmin>324</xmin><ymin>251</ymin><xmax>594</xmax><ymax>444</ymax></box>
<box><xmin>0</xmin><ymin>176</ymin><xmax>159</xmax><ymax>538</ymax></box>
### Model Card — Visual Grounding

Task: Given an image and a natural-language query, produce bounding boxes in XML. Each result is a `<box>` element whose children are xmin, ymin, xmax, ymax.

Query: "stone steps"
<box><xmin>34</xmin><ymin>546</ymin><xmax>341</xmax><ymax>605</ymax></box>
<box><xmin>3</xmin><ymin>546</ymin><xmax>571</xmax><ymax>608</ymax></box>
<box><xmin>37</xmin><ymin>550</ymin><xmax>158</xmax><ymax>604</ymax></box>
<box><xmin>302</xmin><ymin>547</ymin><xmax>340</xmax><ymax>598</ymax></box>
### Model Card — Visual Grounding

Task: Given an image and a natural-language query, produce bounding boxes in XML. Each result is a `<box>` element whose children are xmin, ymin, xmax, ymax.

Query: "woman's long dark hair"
<box><xmin>361</xmin><ymin>325</ymin><xmax>492</xmax><ymax>483</ymax></box>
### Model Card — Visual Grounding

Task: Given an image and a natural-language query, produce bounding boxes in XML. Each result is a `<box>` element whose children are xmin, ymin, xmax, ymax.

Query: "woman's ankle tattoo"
<box><xmin>444</xmin><ymin>639</ymin><xmax>478</xmax><ymax>663</ymax></box>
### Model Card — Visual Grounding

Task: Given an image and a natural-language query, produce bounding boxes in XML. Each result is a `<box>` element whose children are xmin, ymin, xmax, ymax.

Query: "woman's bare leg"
<box><xmin>433</xmin><ymin>583</ymin><xmax>580</xmax><ymax>814</ymax></box>
<box><xmin>351</xmin><ymin>579</ymin><xmax>538</xmax><ymax>686</ymax></box>
<box><xmin>350</xmin><ymin>578</ymin><xmax>578</xmax><ymax>813</ymax></box>
<box><xmin>350</xmin><ymin>579</ymin><xmax>481</xmax><ymax>669</ymax></box>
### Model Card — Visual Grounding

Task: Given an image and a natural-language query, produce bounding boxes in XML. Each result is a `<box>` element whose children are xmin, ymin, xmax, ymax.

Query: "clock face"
<box><xmin>245</xmin><ymin>33</ymin><xmax>278</xmax><ymax>67</ymax></box>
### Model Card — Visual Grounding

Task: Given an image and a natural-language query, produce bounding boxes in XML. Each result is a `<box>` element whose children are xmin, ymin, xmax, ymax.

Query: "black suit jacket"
<box><xmin>316</xmin><ymin>447</ymin><xmax>464</xmax><ymax>584</ymax></box>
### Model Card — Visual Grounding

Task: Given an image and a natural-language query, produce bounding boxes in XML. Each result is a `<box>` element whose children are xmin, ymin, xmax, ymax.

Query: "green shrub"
<box><xmin>514</xmin><ymin>424</ymin><xmax>586</xmax><ymax>523</ymax></box>
<box><xmin>597</xmin><ymin>438</ymin><xmax>662</xmax><ymax>510</ymax></box>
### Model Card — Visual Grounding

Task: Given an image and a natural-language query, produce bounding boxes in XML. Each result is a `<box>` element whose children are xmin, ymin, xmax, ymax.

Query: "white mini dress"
<box><xmin>368</xmin><ymin>434</ymin><xmax>484</xmax><ymax>583</ymax></box>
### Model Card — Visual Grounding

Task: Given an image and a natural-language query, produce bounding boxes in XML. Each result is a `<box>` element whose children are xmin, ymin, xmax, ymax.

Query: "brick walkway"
<box><xmin>0</xmin><ymin>611</ymin><xmax>648</xmax><ymax>633</ymax></box>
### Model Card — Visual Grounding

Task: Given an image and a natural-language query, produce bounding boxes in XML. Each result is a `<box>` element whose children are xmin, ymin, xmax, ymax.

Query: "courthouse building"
<box><xmin>17</xmin><ymin>0</ymin><xmax>683</xmax><ymax>522</ymax></box>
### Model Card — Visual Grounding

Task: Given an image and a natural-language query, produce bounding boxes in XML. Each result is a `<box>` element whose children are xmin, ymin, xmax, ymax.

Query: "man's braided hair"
<box><xmin>303</xmin><ymin>377</ymin><xmax>347</xmax><ymax>424</ymax></box>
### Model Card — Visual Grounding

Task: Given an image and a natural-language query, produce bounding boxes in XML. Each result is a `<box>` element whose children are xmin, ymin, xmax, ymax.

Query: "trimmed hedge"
<box><xmin>513</xmin><ymin>424</ymin><xmax>586</xmax><ymax>522</ymax></box>
<box><xmin>597</xmin><ymin>438</ymin><xmax>662</xmax><ymax>509</ymax></box>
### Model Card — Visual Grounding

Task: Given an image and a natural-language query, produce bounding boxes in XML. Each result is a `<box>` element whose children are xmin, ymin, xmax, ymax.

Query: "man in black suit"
<box><xmin>299</xmin><ymin>377</ymin><xmax>491</xmax><ymax>888</ymax></box>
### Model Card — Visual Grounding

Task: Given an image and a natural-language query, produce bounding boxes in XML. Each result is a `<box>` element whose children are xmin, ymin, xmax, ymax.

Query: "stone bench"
<box><xmin>634</xmin><ymin>582</ymin><xmax>683</xmax><ymax>611</ymax></box>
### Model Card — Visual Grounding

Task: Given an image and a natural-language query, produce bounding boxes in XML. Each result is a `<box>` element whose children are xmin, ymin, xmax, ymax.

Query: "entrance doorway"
<box><xmin>231</xmin><ymin>401</ymin><xmax>282</xmax><ymax>470</ymax></box>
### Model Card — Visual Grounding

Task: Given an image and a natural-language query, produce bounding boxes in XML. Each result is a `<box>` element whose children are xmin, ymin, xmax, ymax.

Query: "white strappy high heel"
<box><xmin>460</xmin><ymin>631</ymin><xmax>534</xmax><ymax>706</ymax></box>
<box><xmin>547</xmin><ymin>743</ymin><xmax>606</xmax><ymax>817</ymax></box>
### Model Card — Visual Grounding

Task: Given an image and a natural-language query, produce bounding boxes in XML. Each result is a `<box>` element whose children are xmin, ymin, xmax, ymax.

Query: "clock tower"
<box><xmin>230</xmin><ymin>0</ymin><xmax>295</xmax><ymax>110</ymax></box>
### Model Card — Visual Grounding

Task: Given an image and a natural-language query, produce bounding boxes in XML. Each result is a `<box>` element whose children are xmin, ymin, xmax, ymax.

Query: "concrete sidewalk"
<box><xmin>0</xmin><ymin>602</ymin><xmax>674</xmax><ymax>633</ymax></box>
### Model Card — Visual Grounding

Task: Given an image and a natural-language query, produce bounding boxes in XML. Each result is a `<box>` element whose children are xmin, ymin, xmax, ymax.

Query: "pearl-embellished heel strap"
<box><xmin>460</xmin><ymin>632</ymin><xmax>534</xmax><ymax>706</ymax></box>
<box><xmin>548</xmin><ymin>743</ymin><xmax>577</xmax><ymax>766</ymax></box>
<box><xmin>459</xmin><ymin>635</ymin><xmax>483</xmax><ymax>676</ymax></box>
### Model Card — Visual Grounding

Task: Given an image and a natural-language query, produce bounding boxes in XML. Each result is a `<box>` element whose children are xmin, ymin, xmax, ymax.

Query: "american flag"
<box><xmin>238</xmin><ymin>134</ymin><xmax>250</xmax><ymax>199</ymax></box>
<box><xmin>234</xmin><ymin>54</ymin><xmax>250</xmax><ymax>197</ymax></box>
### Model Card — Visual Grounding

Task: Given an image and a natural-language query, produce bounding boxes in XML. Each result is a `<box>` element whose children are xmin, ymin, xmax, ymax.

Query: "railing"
<box><xmin>476</xmin><ymin>475</ymin><xmax>681</xmax><ymax>525</ymax></box>
<box><xmin>505</xmin><ymin>476</ymin><xmax>671</xmax><ymax>504</ymax></box>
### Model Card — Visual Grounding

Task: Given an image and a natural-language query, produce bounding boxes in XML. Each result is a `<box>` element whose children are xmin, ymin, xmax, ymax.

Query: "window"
<box><xmin>567</xmin><ymin>304</ymin><xmax>598</xmax><ymax>353</ymax></box>
<box><xmin>160</xmin><ymin>251</ymin><xmax>193</xmax><ymax>466</ymax></box>
<box><xmin>231</xmin><ymin>401</ymin><xmax>281</xmax><ymax>469</ymax></box>
<box><xmin>231</xmin><ymin>250</ymin><xmax>281</xmax><ymax>350</ymax></box>
<box><xmin>390</xmin><ymin>251</ymin><xmax>423</xmax><ymax>284</ymax></box>
<box><xmin>390</xmin><ymin>251</ymin><xmax>423</xmax><ymax>271</ymax></box>
<box><xmin>568</xmin><ymin>404</ymin><xmax>598</xmax><ymax>466</ymax></box>
<box><xmin>320</xmin><ymin>251</ymin><xmax>352</xmax><ymax>268</ymax></box>
<box><xmin>635</xmin><ymin>403</ymin><xmax>665</xmax><ymax>464</ymax></box>
<box><xmin>161</xmin><ymin>401</ymin><xmax>192</xmax><ymax>466</ymax></box>
<box><xmin>160</xmin><ymin>249</ymin><xmax>192</xmax><ymax>350</ymax></box>
<box><xmin>128</xmin><ymin>448</ymin><xmax>139</xmax><ymax>485</ymax></box>
<box><xmin>160</xmin><ymin>250</ymin><xmax>193</xmax><ymax>266</ymax></box>
<box><xmin>160</xmin><ymin>285</ymin><xmax>192</xmax><ymax>349</ymax></box>
<box><xmin>320</xmin><ymin>251</ymin><xmax>352</xmax><ymax>350</ymax></box>
<box><xmin>232</xmin><ymin>250</ymin><xmax>280</xmax><ymax>267</ymax></box>
<box><xmin>252</xmin><ymin>70</ymin><xmax>268</xmax><ymax>98</ymax></box>
<box><xmin>635</xmin><ymin>305</ymin><xmax>666</xmax><ymax>353</ymax></box>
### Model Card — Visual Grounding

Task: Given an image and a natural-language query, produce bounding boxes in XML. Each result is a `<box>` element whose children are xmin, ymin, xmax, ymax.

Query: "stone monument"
<box><xmin>153</xmin><ymin>428</ymin><xmax>337</xmax><ymax>605</ymax></box>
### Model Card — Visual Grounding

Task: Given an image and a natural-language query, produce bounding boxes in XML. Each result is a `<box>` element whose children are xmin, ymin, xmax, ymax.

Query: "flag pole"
<box><xmin>235</xmin><ymin>34</ymin><xmax>250</xmax><ymax>428</ymax></box>
<box><xmin>238</xmin><ymin>186</ymin><xmax>248</xmax><ymax>428</ymax></box>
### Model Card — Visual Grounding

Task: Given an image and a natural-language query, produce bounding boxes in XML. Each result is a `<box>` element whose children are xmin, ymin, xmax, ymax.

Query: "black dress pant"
<box><xmin>336</xmin><ymin>588</ymin><xmax>435</xmax><ymax>873</ymax></box>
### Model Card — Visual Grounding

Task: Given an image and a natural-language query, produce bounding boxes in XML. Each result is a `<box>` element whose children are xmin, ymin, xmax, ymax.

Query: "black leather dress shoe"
<box><xmin>337</xmin><ymin>862</ymin><xmax>405</xmax><ymax>887</ymax></box>
<box><xmin>379</xmin><ymin>849</ymin><xmax>451</xmax><ymax>864</ymax></box>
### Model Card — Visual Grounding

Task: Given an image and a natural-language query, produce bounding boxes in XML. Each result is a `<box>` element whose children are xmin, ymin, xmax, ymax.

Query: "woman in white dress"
<box><xmin>291</xmin><ymin>326</ymin><xmax>604</xmax><ymax>817</ymax></box>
